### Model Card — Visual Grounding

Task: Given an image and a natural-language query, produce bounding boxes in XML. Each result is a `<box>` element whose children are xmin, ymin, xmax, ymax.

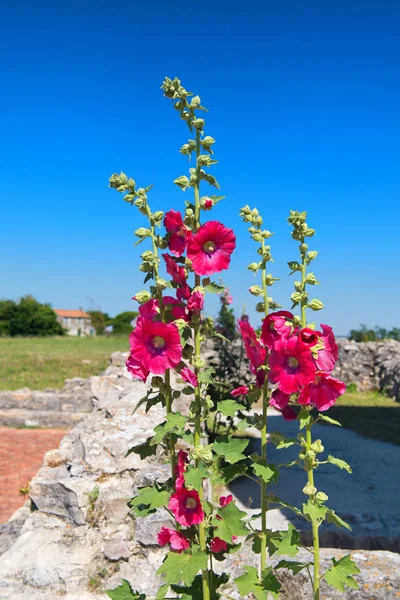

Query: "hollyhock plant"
<box><xmin>187</xmin><ymin>221</ymin><xmax>236</xmax><ymax>276</ymax></box>
<box><xmin>169</xmin><ymin>487</ymin><xmax>204</xmax><ymax>527</ymax></box>
<box><xmin>157</xmin><ymin>527</ymin><xmax>190</xmax><ymax>553</ymax></box>
<box><xmin>270</xmin><ymin>389</ymin><xmax>297</xmax><ymax>420</ymax></box>
<box><xmin>260</xmin><ymin>310</ymin><xmax>294</xmax><ymax>349</ymax></box>
<box><xmin>315</xmin><ymin>324</ymin><xmax>338</xmax><ymax>372</ymax></box>
<box><xmin>210</xmin><ymin>537</ymin><xmax>227</xmax><ymax>553</ymax></box>
<box><xmin>231</xmin><ymin>385</ymin><xmax>249</xmax><ymax>397</ymax></box>
<box><xmin>164</xmin><ymin>209</ymin><xmax>192</xmax><ymax>257</ymax></box>
<box><xmin>269</xmin><ymin>335</ymin><xmax>316</xmax><ymax>394</ymax></box>
<box><xmin>175</xmin><ymin>449</ymin><xmax>188</xmax><ymax>489</ymax></box>
<box><xmin>298</xmin><ymin>372</ymin><xmax>346</xmax><ymax>411</ymax></box>
<box><xmin>129</xmin><ymin>318</ymin><xmax>182</xmax><ymax>374</ymax></box>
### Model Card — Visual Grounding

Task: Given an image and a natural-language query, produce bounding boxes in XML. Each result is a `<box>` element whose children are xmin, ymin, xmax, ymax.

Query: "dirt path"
<box><xmin>0</xmin><ymin>427</ymin><xmax>68</xmax><ymax>523</ymax></box>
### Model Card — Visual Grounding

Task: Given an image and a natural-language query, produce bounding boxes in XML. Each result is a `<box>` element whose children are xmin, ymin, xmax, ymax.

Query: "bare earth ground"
<box><xmin>0</xmin><ymin>427</ymin><xmax>67</xmax><ymax>523</ymax></box>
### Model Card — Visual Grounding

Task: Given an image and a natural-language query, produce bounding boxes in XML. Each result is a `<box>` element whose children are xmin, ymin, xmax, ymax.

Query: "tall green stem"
<box><xmin>192</xmin><ymin>127</ymin><xmax>211</xmax><ymax>600</ymax></box>
<box><xmin>300</xmin><ymin>244</ymin><xmax>320</xmax><ymax>600</ymax></box>
<box><xmin>151</xmin><ymin>224</ymin><xmax>176</xmax><ymax>478</ymax></box>
<box><xmin>260</xmin><ymin>238</ymin><xmax>269</xmax><ymax>575</ymax></box>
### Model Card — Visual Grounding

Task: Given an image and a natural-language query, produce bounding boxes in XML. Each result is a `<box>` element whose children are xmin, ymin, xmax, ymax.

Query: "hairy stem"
<box><xmin>300</xmin><ymin>242</ymin><xmax>320</xmax><ymax>600</ymax></box>
<box><xmin>260</xmin><ymin>238</ymin><xmax>270</xmax><ymax>575</ymax></box>
<box><xmin>193</xmin><ymin>126</ymin><xmax>211</xmax><ymax>600</ymax></box>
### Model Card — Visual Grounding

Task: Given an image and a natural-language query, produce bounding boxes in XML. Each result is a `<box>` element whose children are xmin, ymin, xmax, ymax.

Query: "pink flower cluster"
<box><xmin>237</xmin><ymin>311</ymin><xmax>345</xmax><ymax>417</ymax></box>
<box><xmin>126</xmin><ymin>210</ymin><xmax>236</xmax><ymax>381</ymax></box>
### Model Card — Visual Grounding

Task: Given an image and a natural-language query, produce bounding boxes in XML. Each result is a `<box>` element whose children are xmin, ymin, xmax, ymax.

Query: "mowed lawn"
<box><xmin>0</xmin><ymin>336</ymin><xmax>129</xmax><ymax>390</ymax></box>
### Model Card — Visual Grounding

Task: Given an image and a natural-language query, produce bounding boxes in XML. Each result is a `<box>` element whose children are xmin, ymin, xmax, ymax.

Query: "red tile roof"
<box><xmin>53</xmin><ymin>309</ymin><xmax>91</xmax><ymax>319</ymax></box>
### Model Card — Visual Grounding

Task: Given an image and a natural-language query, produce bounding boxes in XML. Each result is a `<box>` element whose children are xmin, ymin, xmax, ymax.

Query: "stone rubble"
<box><xmin>0</xmin><ymin>350</ymin><xmax>399</xmax><ymax>599</ymax></box>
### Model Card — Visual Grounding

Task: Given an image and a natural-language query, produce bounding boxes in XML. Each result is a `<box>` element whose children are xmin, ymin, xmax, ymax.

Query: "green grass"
<box><xmin>0</xmin><ymin>336</ymin><xmax>129</xmax><ymax>391</ymax></box>
<box><xmin>328</xmin><ymin>390</ymin><xmax>400</xmax><ymax>446</ymax></box>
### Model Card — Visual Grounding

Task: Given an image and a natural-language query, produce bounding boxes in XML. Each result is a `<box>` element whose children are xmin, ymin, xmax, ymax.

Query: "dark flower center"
<box><xmin>185</xmin><ymin>497</ymin><xmax>197</xmax><ymax>510</ymax></box>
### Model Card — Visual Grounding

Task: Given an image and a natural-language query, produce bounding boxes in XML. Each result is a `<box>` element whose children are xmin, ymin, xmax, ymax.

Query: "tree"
<box><xmin>111</xmin><ymin>311</ymin><xmax>139</xmax><ymax>335</ymax></box>
<box><xmin>87</xmin><ymin>310</ymin><xmax>111</xmax><ymax>335</ymax></box>
<box><xmin>0</xmin><ymin>295</ymin><xmax>64</xmax><ymax>336</ymax></box>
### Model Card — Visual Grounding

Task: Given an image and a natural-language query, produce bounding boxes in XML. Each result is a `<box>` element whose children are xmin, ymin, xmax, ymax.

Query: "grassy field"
<box><xmin>0</xmin><ymin>336</ymin><xmax>129</xmax><ymax>390</ymax></box>
<box><xmin>328</xmin><ymin>390</ymin><xmax>400</xmax><ymax>446</ymax></box>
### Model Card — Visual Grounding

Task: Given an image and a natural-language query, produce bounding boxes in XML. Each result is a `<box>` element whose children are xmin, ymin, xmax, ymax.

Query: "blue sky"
<box><xmin>1</xmin><ymin>0</ymin><xmax>399</xmax><ymax>335</ymax></box>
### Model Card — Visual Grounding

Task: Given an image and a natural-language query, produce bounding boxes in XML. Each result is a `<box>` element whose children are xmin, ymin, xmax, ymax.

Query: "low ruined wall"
<box><xmin>334</xmin><ymin>339</ymin><xmax>400</xmax><ymax>401</ymax></box>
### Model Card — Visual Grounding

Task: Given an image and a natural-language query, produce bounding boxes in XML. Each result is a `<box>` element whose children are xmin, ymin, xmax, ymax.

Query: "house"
<box><xmin>53</xmin><ymin>308</ymin><xmax>95</xmax><ymax>336</ymax></box>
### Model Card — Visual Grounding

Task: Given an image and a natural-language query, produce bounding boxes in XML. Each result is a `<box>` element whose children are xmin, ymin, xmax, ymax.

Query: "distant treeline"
<box><xmin>0</xmin><ymin>296</ymin><xmax>138</xmax><ymax>337</ymax></box>
<box><xmin>349</xmin><ymin>324</ymin><xmax>400</xmax><ymax>342</ymax></box>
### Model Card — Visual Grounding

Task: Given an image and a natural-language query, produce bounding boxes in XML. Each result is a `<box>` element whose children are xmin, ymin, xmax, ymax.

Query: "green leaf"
<box><xmin>267</xmin><ymin>493</ymin><xmax>303</xmax><ymax>517</ymax></box>
<box><xmin>156</xmin><ymin>546</ymin><xmax>208</xmax><ymax>599</ymax></box>
<box><xmin>276</xmin><ymin>438</ymin><xmax>297</xmax><ymax>450</ymax></box>
<box><xmin>106</xmin><ymin>579</ymin><xmax>145</xmax><ymax>600</ymax></box>
<box><xmin>217</xmin><ymin>399</ymin><xmax>243</xmax><ymax>417</ymax></box>
<box><xmin>326</xmin><ymin>509</ymin><xmax>352</xmax><ymax>531</ymax></box>
<box><xmin>213</xmin><ymin>436</ymin><xmax>249</xmax><ymax>464</ymax></box>
<box><xmin>214</xmin><ymin>463</ymin><xmax>248</xmax><ymax>484</ymax></box>
<box><xmin>197</xmin><ymin>367</ymin><xmax>217</xmax><ymax>384</ymax></box>
<box><xmin>252</xmin><ymin>460</ymin><xmax>279</xmax><ymax>484</ymax></box>
<box><xmin>185</xmin><ymin>463</ymin><xmax>209</xmax><ymax>491</ymax></box>
<box><xmin>171</xmin><ymin>572</ymin><xmax>229</xmax><ymax>600</ymax></box>
<box><xmin>129</xmin><ymin>486</ymin><xmax>169</xmax><ymax>517</ymax></box>
<box><xmin>152</xmin><ymin>412</ymin><xmax>186</xmax><ymax>444</ymax></box>
<box><xmin>125</xmin><ymin>437</ymin><xmax>157</xmax><ymax>460</ymax></box>
<box><xmin>235</xmin><ymin>566</ymin><xmax>281</xmax><ymax>600</ymax></box>
<box><xmin>324</xmin><ymin>554</ymin><xmax>360</xmax><ymax>592</ymax></box>
<box><xmin>302</xmin><ymin>500</ymin><xmax>327</xmax><ymax>523</ymax></box>
<box><xmin>212</xmin><ymin>500</ymin><xmax>249</xmax><ymax>542</ymax></box>
<box><xmin>275</xmin><ymin>560</ymin><xmax>312</xmax><ymax>575</ymax></box>
<box><xmin>327</xmin><ymin>455</ymin><xmax>352</xmax><ymax>473</ymax></box>
<box><xmin>319</xmin><ymin>414</ymin><xmax>342</xmax><ymax>427</ymax></box>
<box><xmin>204</xmin><ymin>282</ymin><xmax>225</xmax><ymax>294</ymax></box>
<box><xmin>298</xmin><ymin>408</ymin><xmax>312</xmax><ymax>430</ymax></box>
<box><xmin>268</xmin><ymin>524</ymin><xmax>300</xmax><ymax>557</ymax></box>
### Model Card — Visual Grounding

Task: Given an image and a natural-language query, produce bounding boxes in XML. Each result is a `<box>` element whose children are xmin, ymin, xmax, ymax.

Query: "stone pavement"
<box><xmin>231</xmin><ymin>408</ymin><xmax>400</xmax><ymax>551</ymax></box>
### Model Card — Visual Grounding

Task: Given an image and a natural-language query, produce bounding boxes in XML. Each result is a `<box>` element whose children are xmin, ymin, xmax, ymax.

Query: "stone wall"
<box><xmin>334</xmin><ymin>339</ymin><xmax>400</xmax><ymax>401</ymax></box>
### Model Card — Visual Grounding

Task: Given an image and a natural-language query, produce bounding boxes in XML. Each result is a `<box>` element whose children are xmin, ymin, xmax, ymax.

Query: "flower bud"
<box><xmin>252</xmin><ymin>233</ymin><xmax>262</xmax><ymax>242</ymax></box>
<box><xmin>308</xmin><ymin>299</ymin><xmax>324</xmax><ymax>311</ymax></box>
<box><xmin>255</xmin><ymin>302</ymin><xmax>265</xmax><ymax>313</ymax></box>
<box><xmin>156</xmin><ymin>278</ymin><xmax>168</xmax><ymax>290</ymax></box>
<box><xmin>190</xmin><ymin>95</ymin><xmax>201</xmax><ymax>108</ymax></box>
<box><xmin>134</xmin><ymin>227</ymin><xmax>150</xmax><ymax>238</ymax></box>
<box><xmin>201</xmin><ymin>196</ymin><xmax>213</xmax><ymax>210</ymax></box>
<box><xmin>191</xmin><ymin>445</ymin><xmax>213</xmax><ymax>465</ymax></box>
<box><xmin>152</xmin><ymin>210</ymin><xmax>164</xmax><ymax>223</ymax></box>
<box><xmin>251</xmin><ymin>208</ymin><xmax>259</xmax><ymax>217</ymax></box>
<box><xmin>254</xmin><ymin>215</ymin><xmax>263</xmax><ymax>226</ymax></box>
<box><xmin>191</xmin><ymin>356</ymin><xmax>205</xmax><ymax>369</ymax></box>
<box><xmin>249</xmin><ymin>285</ymin><xmax>263</xmax><ymax>296</ymax></box>
<box><xmin>294</xmin><ymin>281</ymin><xmax>302</xmax><ymax>291</ymax></box>
<box><xmin>151</xmin><ymin>376</ymin><xmax>164</xmax><ymax>388</ymax></box>
<box><xmin>139</xmin><ymin>262</ymin><xmax>152</xmax><ymax>273</ymax></box>
<box><xmin>305</xmin><ymin>273</ymin><xmax>319</xmax><ymax>285</ymax></box>
<box><xmin>247</xmin><ymin>262</ymin><xmax>259</xmax><ymax>272</ymax></box>
<box><xmin>172</xmin><ymin>390</ymin><xmax>181</xmax><ymax>399</ymax></box>
<box><xmin>288</xmin><ymin>261</ymin><xmax>302</xmax><ymax>272</ymax></box>
<box><xmin>141</xmin><ymin>250</ymin><xmax>154</xmax><ymax>262</ymax></box>
<box><xmin>202</xmin><ymin>277</ymin><xmax>211</xmax><ymax>286</ymax></box>
<box><xmin>307</xmin><ymin>250</ymin><xmax>318</xmax><ymax>261</ymax></box>
<box><xmin>133</xmin><ymin>290</ymin><xmax>151</xmax><ymax>304</ymax></box>
<box><xmin>311</xmin><ymin>439</ymin><xmax>324</xmax><ymax>453</ymax></box>
<box><xmin>315</xmin><ymin>491</ymin><xmax>329</xmax><ymax>503</ymax></box>
<box><xmin>182</xmin><ymin>344</ymin><xmax>194</xmax><ymax>359</ymax></box>
<box><xmin>302</xmin><ymin>482</ymin><xmax>317</xmax><ymax>496</ymax></box>
<box><xmin>192</xmin><ymin>118</ymin><xmax>205</xmax><ymax>130</ymax></box>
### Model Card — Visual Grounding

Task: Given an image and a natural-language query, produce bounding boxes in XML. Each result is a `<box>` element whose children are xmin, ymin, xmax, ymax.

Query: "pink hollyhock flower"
<box><xmin>315</xmin><ymin>325</ymin><xmax>338</xmax><ymax>372</ymax></box>
<box><xmin>269</xmin><ymin>336</ymin><xmax>316</xmax><ymax>394</ymax></box>
<box><xmin>227</xmin><ymin>295</ymin><xmax>233</xmax><ymax>304</ymax></box>
<box><xmin>210</xmin><ymin>537</ymin><xmax>227</xmax><ymax>553</ymax></box>
<box><xmin>177</xmin><ymin>283</ymin><xmax>191</xmax><ymax>302</ymax></box>
<box><xmin>129</xmin><ymin>318</ymin><xmax>182</xmax><ymax>374</ymax></box>
<box><xmin>219</xmin><ymin>494</ymin><xmax>233</xmax><ymax>507</ymax></box>
<box><xmin>270</xmin><ymin>389</ymin><xmax>297</xmax><ymax>421</ymax></box>
<box><xmin>187</xmin><ymin>221</ymin><xmax>236</xmax><ymax>276</ymax></box>
<box><xmin>162</xmin><ymin>254</ymin><xmax>187</xmax><ymax>285</ymax></box>
<box><xmin>164</xmin><ymin>210</ymin><xmax>191</xmax><ymax>257</ymax></box>
<box><xmin>169</xmin><ymin>487</ymin><xmax>204</xmax><ymax>527</ymax></box>
<box><xmin>175</xmin><ymin>449</ymin><xmax>188</xmax><ymax>489</ymax></box>
<box><xmin>237</xmin><ymin>320</ymin><xmax>266</xmax><ymax>371</ymax></box>
<box><xmin>231</xmin><ymin>386</ymin><xmax>249</xmax><ymax>397</ymax></box>
<box><xmin>187</xmin><ymin>290</ymin><xmax>204</xmax><ymax>312</ymax></box>
<box><xmin>163</xmin><ymin>296</ymin><xmax>189</xmax><ymax>322</ymax></box>
<box><xmin>138</xmin><ymin>298</ymin><xmax>159</xmax><ymax>320</ymax></box>
<box><xmin>260</xmin><ymin>311</ymin><xmax>294</xmax><ymax>350</ymax></box>
<box><xmin>157</xmin><ymin>527</ymin><xmax>190</xmax><ymax>553</ymax></box>
<box><xmin>298</xmin><ymin>373</ymin><xmax>346</xmax><ymax>411</ymax></box>
<box><xmin>126</xmin><ymin>354</ymin><xmax>149</xmax><ymax>383</ymax></box>
<box><xmin>180</xmin><ymin>366</ymin><xmax>198</xmax><ymax>388</ymax></box>
<box><xmin>298</xmin><ymin>327</ymin><xmax>320</xmax><ymax>348</ymax></box>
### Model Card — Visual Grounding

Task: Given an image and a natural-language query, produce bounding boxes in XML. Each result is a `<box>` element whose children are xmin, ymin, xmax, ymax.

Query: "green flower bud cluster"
<box><xmin>287</xmin><ymin>211</ymin><xmax>324</xmax><ymax>316</ymax></box>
